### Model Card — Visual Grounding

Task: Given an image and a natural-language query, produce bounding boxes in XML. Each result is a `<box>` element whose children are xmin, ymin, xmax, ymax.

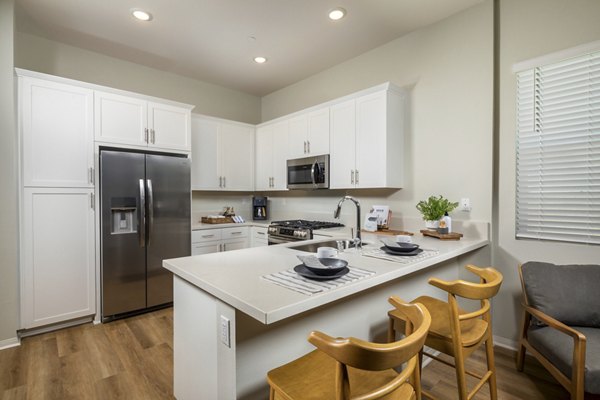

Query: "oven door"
<box><xmin>287</xmin><ymin>155</ymin><xmax>329</xmax><ymax>189</ymax></box>
<box><xmin>268</xmin><ymin>234</ymin><xmax>297</xmax><ymax>246</ymax></box>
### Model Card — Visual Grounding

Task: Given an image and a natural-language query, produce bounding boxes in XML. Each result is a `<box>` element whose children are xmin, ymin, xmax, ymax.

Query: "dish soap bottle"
<box><xmin>441</xmin><ymin>212</ymin><xmax>452</xmax><ymax>234</ymax></box>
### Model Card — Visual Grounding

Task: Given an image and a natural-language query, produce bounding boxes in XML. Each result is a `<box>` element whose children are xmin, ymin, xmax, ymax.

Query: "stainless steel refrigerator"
<box><xmin>100</xmin><ymin>149</ymin><xmax>190</xmax><ymax>321</ymax></box>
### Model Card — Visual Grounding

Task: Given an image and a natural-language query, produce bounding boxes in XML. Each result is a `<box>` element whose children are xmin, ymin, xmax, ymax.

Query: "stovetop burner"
<box><xmin>270</xmin><ymin>220</ymin><xmax>345</xmax><ymax>230</ymax></box>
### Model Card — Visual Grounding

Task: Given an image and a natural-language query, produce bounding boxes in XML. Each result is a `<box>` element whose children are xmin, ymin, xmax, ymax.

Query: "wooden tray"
<box><xmin>362</xmin><ymin>229</ymin><xmax>413</xmax><ymax>236</ymax></box>
<box><xmin>201</xmin><ymin>216</ymin><xmax>234</xmax><ymax>224</ymax></box>
<box><xmin>420</xmin><ymin>230</ymin><xmax>463</xmax><ymax>240</ymax></box>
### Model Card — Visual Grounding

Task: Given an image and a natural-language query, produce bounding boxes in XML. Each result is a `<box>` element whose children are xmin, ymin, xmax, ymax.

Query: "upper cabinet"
<box><xmin>191</xmin><ymin>115</ymin><xmax>254</xmax><ymax>191</ymax></box>
<box><xmin>330</xmin><ymin>85</ymin><xmax>406</xmax><ymax>189</ymax></box>
<box><xmin>95</xmin><ymin>91</ymin><xmax>192</xmax><ymax>152</ymax></box>
<box><xmin>255</xmin><ymin>121</ymin><xmax>288</xmax><ymax>191</ymax></box>
<box><xmin>19</xmin><ymin>76</ymin><xmax>94</xmax><ymax>188</ymax></box>
<box><xmin>287</xmin><ymin>108</ymin><xmax>330</xmax><ymax>159</ymax></box>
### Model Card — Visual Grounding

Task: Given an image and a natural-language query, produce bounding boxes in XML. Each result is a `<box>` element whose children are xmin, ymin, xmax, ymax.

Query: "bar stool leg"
<box><xmin>454</xmin><ymin>349</ymin><xmax>469</xmax><ymax>400</ymax></box>
<box><xmin>485</xmin><ymin>335</ymin><xmax>498</xmax><ymax>400</ymax></box>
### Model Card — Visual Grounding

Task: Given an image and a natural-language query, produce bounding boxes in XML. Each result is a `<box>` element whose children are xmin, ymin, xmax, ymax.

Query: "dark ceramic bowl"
<box><xmin>304</xmin><ymin>258</ymin><xmax>348</xmax><ymax>276</ymax></box>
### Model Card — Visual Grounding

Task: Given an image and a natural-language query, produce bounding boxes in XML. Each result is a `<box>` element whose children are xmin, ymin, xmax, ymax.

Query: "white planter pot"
<box><xmin>425</xmin><ymin>220</ymin><xmax>439</xmax><ymax>230</ymax></box>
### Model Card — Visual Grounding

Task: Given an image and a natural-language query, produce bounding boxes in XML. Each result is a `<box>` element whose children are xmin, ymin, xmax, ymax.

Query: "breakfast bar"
<box><xmin>163</xmin><ymin>223</ymin><xmax>489</xmax><ymax>400</ymax></box>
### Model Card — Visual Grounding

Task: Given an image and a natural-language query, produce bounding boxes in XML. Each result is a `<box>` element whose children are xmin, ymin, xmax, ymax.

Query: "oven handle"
<box><xmin>268</xmin><ymin>235</ymin><xmax>296</xmax><ymax>245</ymax></box>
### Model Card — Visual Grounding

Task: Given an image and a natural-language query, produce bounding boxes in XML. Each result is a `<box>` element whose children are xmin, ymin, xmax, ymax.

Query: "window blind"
<box><xmin>516</xmin><ymin>50</ymin><xmax>600</xmax><ymax>245</ymax></box>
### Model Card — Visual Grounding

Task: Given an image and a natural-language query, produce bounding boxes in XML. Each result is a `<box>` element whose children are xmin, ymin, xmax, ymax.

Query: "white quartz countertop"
<box><xmin>164</xmin><ymin>227</ymin><xmax>489</xmax><ymax>324</ymax></box>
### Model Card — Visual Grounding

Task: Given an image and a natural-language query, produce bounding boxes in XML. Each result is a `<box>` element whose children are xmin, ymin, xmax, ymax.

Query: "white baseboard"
<box><xmin>0</xmin><ymin>336</ymin><xmax>20</xmax><ymax>350</ymax></box>
<box><xmin>494</xmin><ymin>335</ymin><xmax>518</xmax><ymax>351</ymax></box>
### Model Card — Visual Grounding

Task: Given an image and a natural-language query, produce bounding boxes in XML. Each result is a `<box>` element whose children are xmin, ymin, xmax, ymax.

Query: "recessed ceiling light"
<box><xmin>132</xmin><ymin>9</ymin><xmax>152</xmax><ymax>21</ymax></box>
<box><xmin>254</xmin><ymin>56</ymin><xmax>267</xmax><ymax>64</ymax></box>
<box><xmin>328</xmin><ymin>7</ymin><xmax>346</xmax><ymax>21</ymax></box>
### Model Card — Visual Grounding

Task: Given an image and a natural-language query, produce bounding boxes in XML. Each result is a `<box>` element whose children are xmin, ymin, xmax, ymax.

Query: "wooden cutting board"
<box><xmin>420</xmin><ymin>229</ymin><xmax>463</xmax><ymax>240</ymax></box>
<box><xmin>362</xmin><ymin>229</ymin><xmax>414</xmax><ymax>236</ymax></box>
<box><xmin>201</xmin><ymin>216</ymin><xmax>234</xmax><ymax>224</ymax></box>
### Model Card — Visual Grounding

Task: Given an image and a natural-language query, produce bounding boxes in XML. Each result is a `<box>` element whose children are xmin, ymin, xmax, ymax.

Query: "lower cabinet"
<box><xmin>250</xmin><ymin>226</ymin><xmax>268</xmax><ymax>247</ymax></box>
<box><xmin>191</xmin><ymin>227</ymin><xmax>249</xmax><ymax>255</ymax></box>
<box><xmin>20</xmin><ymin>188</ymin><xmax>96</xmax><ymax>329</ymax></box>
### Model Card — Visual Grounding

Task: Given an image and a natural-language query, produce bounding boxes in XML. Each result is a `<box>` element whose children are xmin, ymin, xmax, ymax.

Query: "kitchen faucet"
<box><xmin>334</xmin><ymin>196</ymin><xmax>362</xmax><ymax>249</ymax></box>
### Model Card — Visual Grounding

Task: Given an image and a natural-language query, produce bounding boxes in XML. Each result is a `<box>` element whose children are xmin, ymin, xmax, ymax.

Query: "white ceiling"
<box><xmin>16</xmin><ymin>0</ymin><xmax>483</xmax><ymax>96</ymax></box>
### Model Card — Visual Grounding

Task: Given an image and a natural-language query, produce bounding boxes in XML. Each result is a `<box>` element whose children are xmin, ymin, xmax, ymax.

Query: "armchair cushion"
<box><xmin>528</xmin><ymin>326</ymin><xmax>600</xmax><ymax>394</ymax></box>
<box><xmin>521</xmin><ymin>262</ymin><xmax>600</xmax><ymax>327</ymax></box>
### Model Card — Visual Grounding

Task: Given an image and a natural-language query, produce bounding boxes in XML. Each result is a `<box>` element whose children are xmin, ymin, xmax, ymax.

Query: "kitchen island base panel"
<box><xmin>174</xmin><ymin>276</ymin><xmax>236</xmax><ymax>400</ymax></box>
<box><xmin>174</xmin><ymin>260</ymin><xmax>459</xmax><ymax>400</ymax></box>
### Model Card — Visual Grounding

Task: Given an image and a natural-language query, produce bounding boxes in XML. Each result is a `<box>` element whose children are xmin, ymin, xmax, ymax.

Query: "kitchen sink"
<box><xmin>288</xmin><ymin>239</ymin><xmax>368</xmax><ymax>253</ymax></box>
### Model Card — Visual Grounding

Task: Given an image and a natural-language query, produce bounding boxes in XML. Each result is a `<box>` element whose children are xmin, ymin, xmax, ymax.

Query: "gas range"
<box><xmin>267</xmin><ymin>219</ymin><xmax>345</xmax><ymax>244</ymax></box>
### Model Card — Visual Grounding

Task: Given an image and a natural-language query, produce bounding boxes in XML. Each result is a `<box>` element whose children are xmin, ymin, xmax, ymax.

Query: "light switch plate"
<box><xmin>220</xmin><ymin>315</ymin><xmax>230</xmax><ymax>347</ymax></box>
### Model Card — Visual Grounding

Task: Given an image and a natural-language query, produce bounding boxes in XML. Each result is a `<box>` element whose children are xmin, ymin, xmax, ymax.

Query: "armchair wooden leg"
<box><xmin>485</xmin><ymin>336</ymin><xmax>498</xmax><ymax>400</ymax></box>
<box><xmin>516</xmin><ymin>310</ymin><xmax>530</xmax><ymax>371</ymax></box>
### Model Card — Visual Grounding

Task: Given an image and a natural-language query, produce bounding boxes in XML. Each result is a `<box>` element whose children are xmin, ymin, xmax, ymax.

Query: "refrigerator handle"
<box><xmin>139</xmin><ymin>179</ymin><xmax>146</xmax><ymax>248</ymax></box>
<box><xmin>147</xmin><ymin>179</ymin><xmax>154</xmax><ymax>247</ymax></box>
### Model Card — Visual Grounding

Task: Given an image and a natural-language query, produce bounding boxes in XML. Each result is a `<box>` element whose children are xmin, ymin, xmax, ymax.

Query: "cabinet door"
<box><xmin>287</xmin><ymin>114</ymin><xmax>308</xmax><ymax>159</ymax></box>
<box><xmin>330</xmin><ymin>99</ymin><xmax>356</xmax><ymax>189</ymax></box>
<box><xmin>191</xmin><ymin>116</ymin><xmax>220</xmax><ymax>190</ymax></box>
<box><xmin>221</xmin><ymin>238</ymin><xmax>248</xmax><ymax>252</ymax></box>
<box><xmin>250</xmin><ymin>227</ymin><xmax>268</xmax><ymax>247</ymax></box>
<box><xmin>221</xmin><ymin>123</ymin><xmax>254</xmax><ymax>191</ymax></box>
<box><xmin>271</xmin><ymin>121</ymin><xmax>289</xmax><ymax>190</ymax></box>
<box><xmin>191</xmin><ymin>241</ymin><xmax>221</xmax><ymax>255</ymax></box>
<box><xmin>356</xmin><ymin>92</ymin><xmax>387</xmax><ymax>188</ymax></box>
<box><xmin>149</xmin><ymin>102</ymin><xmax>191</xmax><ymax>151</ymax></box>
<box><xmin>255</xmin><ymin>125</ymin><xmax>274</xmax><ymax>190</ymax></box>
<box><xmin>307</xmin><ymin>108</ymin><xmax>330</xmax><ymax>156</ymax></box>
<box><xmin>94</xmin><ymin>91</ymin><xmax>148</xmax><ymax>146</ymax></box>
<box><xmin>21</xmin><ymin>77</ymin><xmax>94</xmax><ymax>188</ymax></box>
<box><xmin>21</xmin><ymin>188</ymin><xmax>95</xmax><ymax>329</ymax></box>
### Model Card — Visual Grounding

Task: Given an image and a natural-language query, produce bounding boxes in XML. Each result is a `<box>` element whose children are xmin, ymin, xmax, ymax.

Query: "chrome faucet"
<box><xmin>334</xmin><ymin>196</ymin><xmax>361</xmax><ymax>249</ymax></box>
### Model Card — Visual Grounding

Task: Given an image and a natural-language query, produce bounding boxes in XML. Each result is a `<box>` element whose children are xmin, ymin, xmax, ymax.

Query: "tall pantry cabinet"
<box><xmin>18</xmin><ymin>72</ymin><xmax>96</xmax><ymax>329</ymax></box>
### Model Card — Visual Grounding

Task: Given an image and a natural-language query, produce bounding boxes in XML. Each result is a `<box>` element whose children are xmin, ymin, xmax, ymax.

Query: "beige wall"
<box><xmin>0</xmin><ymin>0</ymin><xmax>19</xmax><ymax>343</ymax></box>
<box><xmin>15</xmin><ymin>32</ymin><xmax>262</xmax><ymax>124</ymax></box>
<box><xmin>255</xmin><ymin>2</ymin><xmax>494</xmax><ymax>228</ymax></box>
<box><xmin>495</xmin><ymin>0</ymin><xmax>600</xmax><ymax>343</ymax></box>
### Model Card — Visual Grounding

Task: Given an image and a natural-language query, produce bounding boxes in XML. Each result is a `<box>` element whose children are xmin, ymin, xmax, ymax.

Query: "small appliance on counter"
<box><xmin>253</xmin><ymin>196</ymin><xmax>268</xmax><ymax>220</ymax></box>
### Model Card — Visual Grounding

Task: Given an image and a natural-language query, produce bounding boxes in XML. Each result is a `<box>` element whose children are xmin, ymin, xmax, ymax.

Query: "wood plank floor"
<box><xmin>0</xmin><ymin>307</ymin><xmax>586</xmax><ymax>399</ymax></box>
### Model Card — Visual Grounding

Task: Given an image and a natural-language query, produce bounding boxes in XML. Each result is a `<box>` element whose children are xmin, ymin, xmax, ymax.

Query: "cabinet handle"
<box><xmin>256</xmin><ymin>231</ymin><xmax>265</xmax><ymax>236</ymax></box>
<box><xmin>219</xmin><ymin>176</ymin><xmax>222</xmax><ymax>188</ymax></box>
<box><xmin>355</xmin><ymin>170</ymin><xmax>359</xmax><ymax>184</ymax></box>
<box><xmin>151</xmin><ymin>129</ymin><xmax>156</xmax><ymax>144</ymax></box>
<box><xmin>88</xmin><ymin>167</ymin><xmax>95</xmax><ymax>185</ymax></box>
<box><xmin>307</xmin><ymin>140</ymin><xmax>310</xmax><ymax>153</ymax></box>
<box><xmin>231</xmin><ymin>231</ymin><xmax>242</xmax><ymax>235</ymax></box>
<box><xmin>222</xmin><ymin>243</ymin><xmax>226</xmax><ymax>251</ymax></box>
<box><xmin>90</xmin><ymin>193</ymin><xmax>95</xmax><ymax>210</ymax></box>
<box><xmin>223</xmin><ymin>176</ymin><xmax>226</xmax><ymax>188</ymax></box>
<box><xmin>351</xmin><ymin>170</ymin><xmax>355</xmax><ymax>184</ymax></box>
<box><xmin>202</xmin><ymin>234</ymin><xmax>215</xmax><ymax>238</ymax></box>
<box><xmin>304</xmin><ymin>141</ymin><xmax>307</xmax><ymax>154</ymax></box>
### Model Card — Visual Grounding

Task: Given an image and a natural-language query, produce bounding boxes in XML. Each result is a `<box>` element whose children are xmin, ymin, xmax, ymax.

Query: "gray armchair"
<box><xmin>517</xmin><ymin>261</ymin><xmax>600</xmax><ymax>400</ymax></box>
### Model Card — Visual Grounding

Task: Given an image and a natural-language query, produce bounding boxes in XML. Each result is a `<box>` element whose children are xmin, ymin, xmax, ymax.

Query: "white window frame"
<box><xmin>515</xmin><ymin>45</ymin><xmax>600</xmax><ymax>245</ymax></box>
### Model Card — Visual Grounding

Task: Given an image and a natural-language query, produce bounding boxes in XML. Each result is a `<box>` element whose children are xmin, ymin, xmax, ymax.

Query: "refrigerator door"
<box><xmin>146</xmin><ymin>154</ymin><xmax>191</xmax><ymax>307</ymax></box>
<box><xmin>100</xmin><ymin>150</ymin><xmax>147</xmax><ymax>318</ymax></box>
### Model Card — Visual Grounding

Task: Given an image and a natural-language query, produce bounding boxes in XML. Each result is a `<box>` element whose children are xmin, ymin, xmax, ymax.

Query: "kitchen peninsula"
<box><xmin>163</xmin><ymin>222</ymin><xmax>489</xmax><ymax>400</ymax></box>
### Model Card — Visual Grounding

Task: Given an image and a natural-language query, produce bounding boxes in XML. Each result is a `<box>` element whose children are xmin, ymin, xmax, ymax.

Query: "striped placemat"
<box><xmin>361</xmin><ymin>248</ymin><xmax>439</xmax><ymax>264</ymax></box>
<box><xmin>261</xmin><ymin>266</ymin><xmax>375</xmax><ymax>296</ymax></box>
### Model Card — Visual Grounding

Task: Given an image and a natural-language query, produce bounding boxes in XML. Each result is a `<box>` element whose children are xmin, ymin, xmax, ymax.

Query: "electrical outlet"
<box><xmin>220</xmin><ymin>315</ymin><xmax>230</xmax><ymax>347</ymax></box>
<box><xmin>460</xmin><ymin>198</ymin><xmax>472</xmax><ymax>212</ymax></box>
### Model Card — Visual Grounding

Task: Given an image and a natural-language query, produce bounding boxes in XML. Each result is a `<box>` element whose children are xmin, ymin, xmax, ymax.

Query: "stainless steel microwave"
<box><xmin>287</xmin><ymin>155</ymin><xmax>329</xmax><ymax>189</ymax></box>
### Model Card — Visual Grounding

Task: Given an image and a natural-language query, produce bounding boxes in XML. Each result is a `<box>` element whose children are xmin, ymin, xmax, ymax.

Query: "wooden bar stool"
<box><xmin>388</xmin><ymin>265</ymin><xmax>503</xmax><ymax>400</ymax></box>
<box><xmin>267</xmin><ymin>296</ymin><xmax>431</xmax><ymax>400</ymax></box>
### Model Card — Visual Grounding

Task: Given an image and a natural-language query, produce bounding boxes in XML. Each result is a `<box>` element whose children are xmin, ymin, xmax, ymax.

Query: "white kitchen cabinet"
<box><xmin>19</xmin><ymin>76</ymin><xmax>94</xmax><ymax>188</ymax></box>
<box><xmin>20</xmin><ymin>188</ymin><xmax>96</xmax><ymax>329</ymax></box>
<box><xmin>330</xmin><ymin>86</ymin><xmax>406</xmax><ymax>189</ymax></box>
<box><xmin>191</xmin><ymin>227</ymin><xmax>249</xmax><ymax>255</ymax></box>
<box><xmin>95</xmin><ymin>91</ymin><xmax>192</xmax><ymax>152</ymax></box>
<box><xmin>287</xmin><ymin>108</ymin><xmax>329</xmax><ymax>159</ymax></box>
<box><xmin>250</xmin><ymin>226</ymin><xmax>268</xmax><ymax>247</ymax></box>
<box><xmin>255</xmin><ymin>121</ymin><xmax>288</xmax><ymax>191</ymax></box>
<box><xmin>191</xmin><ymin>115</ymin><xmax>254</xmax><ymax>191</ymax></box>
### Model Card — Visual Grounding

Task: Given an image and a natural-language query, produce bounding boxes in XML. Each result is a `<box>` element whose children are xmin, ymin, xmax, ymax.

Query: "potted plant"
<box><xmin>416</xmin><ymin>195</ymin><xmax>458</xmax><ymax>229</ymax></box>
